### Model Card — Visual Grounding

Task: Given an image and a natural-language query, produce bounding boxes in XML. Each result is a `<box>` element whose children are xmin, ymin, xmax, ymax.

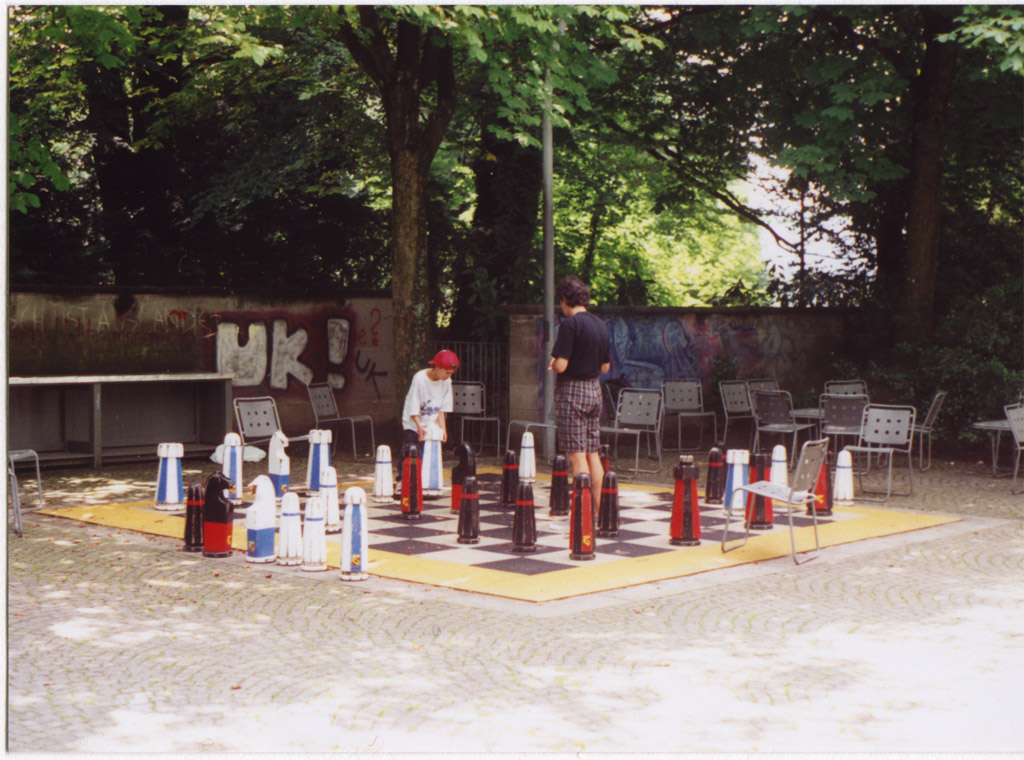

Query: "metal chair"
<box><xmin>306</xmin><ymin>382</ymin><xmax>374</xmax><ymax>461</ymax></box>
<box><xmin>722</xmin><ymin>437</ymin><xmax>830</xmax><ymax>565</ymax></box>
<box><xmin>745</xmin><ymin>377</ymin><xmax>779</xmax><ymax>407</ymax></box>
<box><xmin>720</xmin><ymin>380</ymin><xmax>754</xmax><ymax>445</ymax></box>
<box><xmin>824</xmin><ymin>379</ymin><xmax>869</xmax><ymax>397</ymax></box>
<box><xmin>233</xmin><ymin>396</ymin><xmax>311</xmax><ymax>448</ymax></box>
<box><xmin>912</xmin><ymin>391</ymin><xmax>947</xmax><ymax>471</ymax></box>
<box><xmin>600</xmin><ymin>388</ymin><xmax>663</xmax><ymax>478</ymax></box>
<box><xmin>8</xmin><ymin>449</ymin><xmax>43</xmax><ymax>510</ymax></box>
<box><xmin>1005</xmin><ymin>402</ymin><xmax>1024</xmax><ymax>495</ymax></box>
<box><xmin>9</xmin><ymin>465</ymin><xmax>23</xmax><ymax>538</ymax></box>
<box><xmin>661</xmin><ymin>380</ymin><xmax>717</xmax><ymax>451</ymax></box>
<box><xmin>819</xmin><ymin>393</ymin><xmax>869</xmax><ymax>455</ymax></box>
<box><xmin>452</xmin><ymin>381</ymin><xmax>501</xmax><ymax>456</ymax></box>
<box><xmin>506</xmin><ymin>412</ymin><xmax>557</xmax><ymax>455</ymax></box>
<box><xmin>751</xmin><ymin>390</ymin><xmax>815</xmax><ymax>461</ymax></box>
<box><xmin>845</xmin><ymin>404</ymin><xmax>917</xmax><ymax>502</ymax></box>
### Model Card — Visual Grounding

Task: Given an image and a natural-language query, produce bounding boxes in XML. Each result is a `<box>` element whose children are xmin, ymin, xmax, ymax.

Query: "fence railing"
<box><xmin>431</xmin><ymin>340</ymin><xmax>509</xmax><ymax>430</ymax></box>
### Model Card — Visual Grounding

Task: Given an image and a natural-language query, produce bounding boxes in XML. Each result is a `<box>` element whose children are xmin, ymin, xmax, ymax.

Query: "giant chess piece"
<box><xmin>183</xmin><ymin>481</ymin><xmax>204</xmax><ymax>553</ymax></box>
<box><xmin>704</xmin><ymin>446</ymin><xmax>725</xmax><ymax>505</ymax></box>
<box><xmin>401</xmin><ymin>444</ymin><xmax>423</xmax><ymax>520</ymax></box>
<box><xmin>456</xmin><ymin>476</ymin><xmax>481</xmax><ymax>545</ymax></box>
<box><xmin>341</xmin><ymin>487</ymin><xmax>370</xmax><ymax>581</ymax></box>
<box><xmin>745</xmin><ymin>452</ymin><xmax>774</xmax><ymax>530</ymax></box>
<box><xmin>512</xmin><ymin>482</ymin><xmax>537</xmax><ymax>553</ymax></box>
<box><xmin>221</xmin><ymin>433</ymin><xmax>244</xmax><ymax>505</ymax></box>
<box><xmin>451</xmin><ymin>442</ymin><xmax>476</xmax><ymax>514</ymax></box>
<box><xmin>201</xmin><ymin>472</ymin><xmax>235</xmax><ymax>558</ymax></box>
<box><xmin>569</xmin><ymin>474</ymin><xmax>595</xmax><ymax>561</ymax></box>
<box><xmin>277</xmin><ymin>492</ymin><xmax>303</xmax><ymax>566</ymax></box>
<box><xmin>155</xmin><ymin>442</ymin><xmax>185</xmax><ymax>511</ymax></box>
<box><xmin>246</xmin><ymin>475</ymin><xmax>277</xmax><ymax>564</ymax></box>
<box><xmin>373</xmin><ymin>445</ymin><xmax>395</xmax><ymax>503</ymax></box>
<box><xmin>500</xmin><ymin>450</ymin><xmax>519</xmax><ymax>509</ymax></box>
<box><xmin>670</xmin><ymin>455</ymin><xmax>701</xmax><ymax>546</ymax></box>
<box><xmin>549</xmin><ymin>455</ymin><xmax>570</xmax><ymax>517</ymax></box>
<box><xmin>519</xmin><ymin>432</ymin><xmax>537</xmax><ymax>484</ymax></box>
<box><xmin>596</xmin><ymin>471</ymin><xmax>620</xmax><ymax>538</ymax></box>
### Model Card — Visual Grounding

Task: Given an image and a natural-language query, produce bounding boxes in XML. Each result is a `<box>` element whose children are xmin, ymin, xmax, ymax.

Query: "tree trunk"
<box><xmin>900</xmin><ymin>9</ymin><xmax>958</xmax><ymax>343</ymax></box>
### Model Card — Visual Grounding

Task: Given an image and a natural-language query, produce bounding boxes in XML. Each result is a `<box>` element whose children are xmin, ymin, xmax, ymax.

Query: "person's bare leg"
<box><xmin>566</xmin><ymin>451</ymin><xmax>603</xmax><ymax>506</ymax></box>
<box><xmin>586</xmin><ymin>450</ymin><xmax>604</xmax><ymax>506</ymax></box>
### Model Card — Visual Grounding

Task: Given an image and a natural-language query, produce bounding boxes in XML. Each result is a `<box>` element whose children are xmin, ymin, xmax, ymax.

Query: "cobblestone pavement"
<box><xmin>6</xmin><ymin>456</ymin><xmax>1024</xmax><ymax>753</ymax></box>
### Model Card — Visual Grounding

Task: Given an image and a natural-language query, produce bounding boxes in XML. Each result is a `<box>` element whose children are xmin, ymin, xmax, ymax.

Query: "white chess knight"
<box><xmin>373</xmin><ymin>445</ymin><xmax>394</xmax><ymax>503</ymax></box>
<box><xmin>277</xmin><ymin>491</ymin><xmax>303</xmax><ymax>566</ymax></box>
<box><xmin>268</xmin><ymin>430</ymin><xmax>290</xmax><ymax>500</ymax></box>
<box><xmin>834</xmin><ymin>448</ymin><xmax>855</xmax><ymax>506</ymax></box>
<box><xmin>305</xmin><ymin>428</ymin><xmax>332</xmax><ymax>494</ymax></box>
<box><xmin>246</xmin><ymin>475</ymin><xmax>277</xmax><ymax>564</ymax></box>
<box><xmin>341</xmin><ymin>486</ymin><xmax>370</xmax><ymax>581</ymax></box>
<box><xmin>519</xmin><ymin>431</ymin><xmax>537</xmax><ymax>484</ymax></box>
<box><xmin>421</xmin><ymin>423</ymin><xmax>445</xmax><ymax>496</ymax></box>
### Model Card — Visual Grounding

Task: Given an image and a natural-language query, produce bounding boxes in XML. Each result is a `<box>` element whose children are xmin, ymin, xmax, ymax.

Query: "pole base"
<box><xmin>670</xmin><ymin>537</ymin><xmax>700</xmax><ymax>547</ymax></box>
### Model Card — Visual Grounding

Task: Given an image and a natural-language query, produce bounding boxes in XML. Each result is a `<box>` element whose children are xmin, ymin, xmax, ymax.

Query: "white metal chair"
<box><xmin>8</xmin><ymin>449</ymin><xmax>43</xmax><ymax>511</ymax></box>
<box><xmin>720</xmin><ymin>380</ymin><xmax>754</xmax><ymax>445</ymax></box>
<box><xmin>233</xmin><ymin>396</ymin><xmax>311</xmax><ymax>449</ymax></box>
<box><xmin>306</xmin><ymin>382</ymin><xmax>374</xmax><ymax>461</ymax></box>
<box><xmin>506</xmin><ymin>412</ymin><xmax>557</xmax><ymax>455</ymax></box>
<box><xmin>8</xmin><ymin>465</ymin><xmax>23</xmax><ymax>538</ymax></box>
<box><xmin>722</xmin><ymin>437</ymin><xmax>830</xmax><ymax>565</ymax></box>
<box><xmin>912</xmin><ymin>391</ymin><xmax>947</xmax><ymax>471</ymax></box>
<box><xmin>751</xmin><ymin>390</ymin><xmax>815</xmax><ymax>462</ymax></box>
<box><xmin>452</xmin><ymin>381</ymin><xmax>501</xmax><ymax>456</ymax></box>
<box><xmin>600</xmin><ymin>388</ymin><xmax>663</xmax><ymax>478</ymax></box>
<box><xmin>661</xmin><ymin>380</ymin><xmax>717</xmax><ymax>451</ymax></box>
<box><xmin>845</xmin><ymin>404</ymin><xmax>917</xmax><ymax>502</ymax></box>
<box><xmin>819</xmin><ymin>393</ymin><xmax>869</xmax><ymax>456</ymax></box>
<box><xmin>1005</xmin><ymin>402</ymin><xmax>1024</xmax><ymax>495</ymax></box>
<box><xmin>745</xmin><ymin>377</ymin><xmax>779</xmax><ymax>407</ymax></box>
<box><xmin>824</xmin><ymin>379</ymin><xmax>869</xmax><ymax>397</ymax></box>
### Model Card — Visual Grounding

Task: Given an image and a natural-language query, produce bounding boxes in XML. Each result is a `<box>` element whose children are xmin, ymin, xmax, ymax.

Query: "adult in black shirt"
<box><xmin>548</xmin><ymin>275</ymin><xmax>611</xmax><ymax>506</ymax></box>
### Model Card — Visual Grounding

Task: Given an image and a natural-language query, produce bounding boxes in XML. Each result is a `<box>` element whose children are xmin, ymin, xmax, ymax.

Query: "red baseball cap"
<box><xmin>429</xmin><ymin>349</ymin><xmax>460</xmax><ymax>370</ymax></box>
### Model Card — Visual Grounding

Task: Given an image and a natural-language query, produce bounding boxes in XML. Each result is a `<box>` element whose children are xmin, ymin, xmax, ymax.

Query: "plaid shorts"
<box><xmin>554</xmin><ymin>378</ymin><xmax>602</xmax><ymax>454</ymax></box>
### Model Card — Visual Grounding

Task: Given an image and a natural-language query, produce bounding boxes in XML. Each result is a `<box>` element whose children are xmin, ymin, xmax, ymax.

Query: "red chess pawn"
<box><xmin>513</xmin><ymin>482</ymin><xmax>537</xmax><ymax>553</ymax></box>
<box><xmin>745</xmin><ymin>452</ymin><xmax>774</xmax><ymax>530</ymax></box>
<box><xmin>670</xmin><ymin>456</ymin><xmax>701</xmax><ymax>546</ymax></box>
<box><xmin>457</xmin><ymin>476</ymin><xmax>481</xmax><ymax>545</ymax></box>
<box><xmin>704</xmin><ymin>446</ymin><xmax>725</xmax><ymax>505</ymax></box>
<box><xmin>401</xmin><ymin>444</ymin><xmax>423</xmax><ymax>520</ymax></box>
<box><xmin>569</xmin><ymin>474</ymin><xmax>595</xmax><ymax>561</ymax></box>
<box><xmin>809</xmin><ymin>452</ymin><xmax>834</xmax><ymax>516</ymax></box>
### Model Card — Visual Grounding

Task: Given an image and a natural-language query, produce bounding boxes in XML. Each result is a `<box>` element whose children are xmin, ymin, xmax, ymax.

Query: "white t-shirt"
<box><xmin>401</xmin><ymin>369</ymin><xmax>453</xmax><ymax>434</ymax></box>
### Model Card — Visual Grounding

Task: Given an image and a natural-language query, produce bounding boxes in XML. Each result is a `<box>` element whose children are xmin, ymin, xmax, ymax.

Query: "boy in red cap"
<box><xmin>397</xmin><ymin>349</ymin><xmax>459</xmax><ymax>491</ymax></box>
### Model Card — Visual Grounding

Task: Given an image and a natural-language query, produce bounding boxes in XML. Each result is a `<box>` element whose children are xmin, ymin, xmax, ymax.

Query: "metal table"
<box><xmin>972</xmin><ymin>419</ymin><xmax>1012</xmax><ymax>477</ymax></box>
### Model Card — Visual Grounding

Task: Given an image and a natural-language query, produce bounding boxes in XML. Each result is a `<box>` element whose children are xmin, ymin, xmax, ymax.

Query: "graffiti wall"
<box><xmin>509</xmin><ymin>306</ymin><xmax>848</xmax><ymax>424</ymax></box>
<box><xmin>8</xmin><ymin>290</ymin><xmax>396</xmax><ymax>429</ymax></box>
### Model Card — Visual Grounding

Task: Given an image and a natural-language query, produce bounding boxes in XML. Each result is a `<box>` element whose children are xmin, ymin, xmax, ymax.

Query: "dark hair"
<box><xmin>556</xmin><ymin>275</ymin><xmax>590</xmax><ymax>307</ymax></box>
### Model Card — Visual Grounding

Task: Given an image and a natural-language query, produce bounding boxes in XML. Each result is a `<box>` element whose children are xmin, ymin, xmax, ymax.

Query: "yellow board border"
<box><xmin>38</xmin><ymin>471</ymin><xmax>959</xmax><ymax>603</ymax></box>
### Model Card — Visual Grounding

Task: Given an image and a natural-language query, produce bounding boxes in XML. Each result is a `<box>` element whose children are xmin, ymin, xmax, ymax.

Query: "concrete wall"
<box><xmin>8</xmin><ymin>289</ymin><xmax>396</xmax><ymax>433</ymax></box>
<box><xmin>506</xmin><ymin>305</ymin><xmax>851</xmax><ymax>426</ymax></box>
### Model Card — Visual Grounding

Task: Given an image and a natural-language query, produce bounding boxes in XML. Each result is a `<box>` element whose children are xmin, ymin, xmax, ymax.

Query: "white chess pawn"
<box><xmin>222</xmin><ymin>432</ymin><xmax>244</xmax><ymax>504</ymax></box>
<box><xmin>770</xmin><ymin>444</ymin><xmax>788</xmax><ymax>489</ymax></box>
<box><xmin>373</xmin><ymin>445</ymin><xmax>394</xmax><ymax>503</ymax></box>
<box><xmin>421</xmin><ymin>425</ymin><xmax>444</xmax><ymax>497</ymax></box>
<box><xmin>155</xmin><ymin>442</ymin><xmax>185</xmax><ymax>511</ymax></box>
<box><xmin>306</xmin><ymin>428</ymin><xmax>332</xmax><ymax>494</ymax></box>
<box><xmin>322</xmin><ymin>466</ymin><xmax>341</xmax><ymax>534</ymax></box>
<box><xmin>341</xmin><ymin>487</ymin><xmax>370</xmax><ymax>582</ymax></box>
<box><xmin>277</xmin><ymin>492</ymin><xmax>303</xmax><ymax>566</ymax></box>
<box><xmin>834</xmin><ymin>448</ymin><xmax>855</xmax><ymax>506</ymax></box>
<box><xmin>519</xmin><ymin>431</ymin><xmax>537</xmax><ymax>484</ymax></box>
<box><xmin>301</xmin><ymin>496</ymin><xmax>327</xmax><ymax>572</ymax></box>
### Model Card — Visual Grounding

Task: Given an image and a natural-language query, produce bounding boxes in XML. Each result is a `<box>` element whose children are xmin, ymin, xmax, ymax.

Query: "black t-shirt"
<box><xmin>551</xmin><ymin>310</ymin><xmax>610</xmax><ymax>380</ymax></box>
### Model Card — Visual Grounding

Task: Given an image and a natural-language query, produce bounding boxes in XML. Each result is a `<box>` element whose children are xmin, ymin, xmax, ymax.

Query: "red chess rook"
<box><xmin>704</xmin><ymin>446</ymin><xmax>725</xmax><ymax>504</ymax></box>
<box><xmin>569</xmin><ymin>474</ymin><xmax>595</xmax><ymax>561</ymax></box>
<box><xmin>745</xmin><ymin>451</ymin><xmax>774</xmax><ymax>530</ymax></box>
<box><xmin>549</xmin><ymin>455</ymin><xmax>570</xmax><ymax>517</ymax></box>
<box><xmin>401</xmin><ymin>443</ymin><xmax>423</xmax><ymax>520</ymax></box>
<box><xmin>670</xmin><ymin>456</ymin><xmax>701</xmax><ymax>546</ymax></box>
